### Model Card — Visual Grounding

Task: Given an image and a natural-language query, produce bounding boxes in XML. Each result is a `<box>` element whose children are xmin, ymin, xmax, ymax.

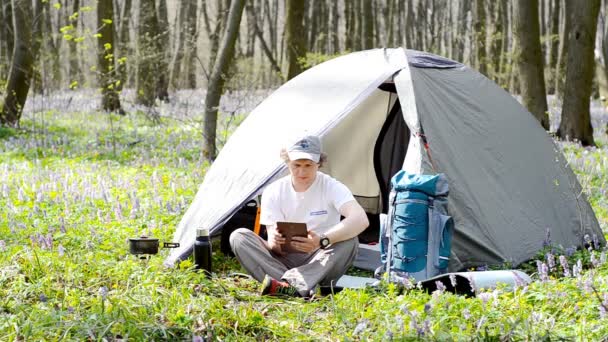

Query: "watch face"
<box><xmin>321</xmin><ymin>237</ymin><xmax>330</xmax><ymax>248</ymax></box>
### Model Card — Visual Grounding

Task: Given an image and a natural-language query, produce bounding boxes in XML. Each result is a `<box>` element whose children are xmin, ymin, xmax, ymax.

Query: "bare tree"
<box><xmin>1</xmin><ymin>0</ymin><xmax>15</xmax><ymax>78</ymax></box>
<box><xmin>68</xmin><ymin>0</ymin><xmax>81</xmax><ymax>87</ymax></box>
<box><xmin>136</xmin><ymin>0</ymin><xmax>168</xmax><ymax>106</ymax></box>
<box><xmin>555</xmin><ymin>0</ymin><xmax>573</xmax><ymax>97</ymax></box>
<box><xmin>362</xmin><ymin>0</ymin><xmax>374</xmax><ymax>49</ymax></box>
<box><xmin>285</xmin><ymin>0</ymin><xmax>306</xmax><ymax>80</ymax></box>
<box><xmin>546</xmin><ymin>0</ymin><xmax>560</xmax><ymax>94</ymax></box>
<box><xmin>1</xmin><ymin>0</ymin><xmax>41</xmax><ymax>126</ymax></box>
<box><xmin>474</xmin><ymin>0</ymin><xmax>487</xmax><ymax>75</ymax></box>
<box><xmin>202</xmin><ymin>0</ymin><xmax>246</xmax><ymax>160</ymax></box>
<box><xmin>97</xmin><ymin>0</ymin><xmax>122</xmax><ymax>113</ymax></box>
<box><xmin>557</xmin><ymin>0</ymin><xmax>601</xmax><ymax>146</ymax></box>
<box><xmin>513</xmin><ymin>0</ymin><xmax>549</xmax><ymax>129</ymax></box>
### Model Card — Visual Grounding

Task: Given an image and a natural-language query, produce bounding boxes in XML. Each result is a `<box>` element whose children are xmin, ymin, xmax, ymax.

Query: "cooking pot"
<box><xmin>129</xmin><ymin>236</ymin><xmax>180</xmax><ymax>255</ymax></box>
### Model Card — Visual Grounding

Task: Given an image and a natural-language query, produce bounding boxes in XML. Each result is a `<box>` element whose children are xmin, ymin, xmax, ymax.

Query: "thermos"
<box><xmin>194</xmin><ymin>228</ymin><xmax>212</xmax><ymax>276</ymax></box>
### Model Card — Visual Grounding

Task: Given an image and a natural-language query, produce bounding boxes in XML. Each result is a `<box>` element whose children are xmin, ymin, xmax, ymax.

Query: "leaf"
<box><xmin>102</xmin><ymin>19</ymin><xmax>113</xmax><ymax>25</ymax></box>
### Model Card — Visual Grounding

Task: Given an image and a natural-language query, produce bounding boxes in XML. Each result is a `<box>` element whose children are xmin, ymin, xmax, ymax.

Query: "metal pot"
<box><xmin>129</xmin><ymin>236</ymin><xmax>180</xmax><ymax>255</ymax></box>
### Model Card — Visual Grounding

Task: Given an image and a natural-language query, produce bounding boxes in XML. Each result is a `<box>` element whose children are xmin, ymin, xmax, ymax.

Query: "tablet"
<box><xmin>276</xmin><ymin>222</ymin><xmax>308</xmax><ymax>253</ymax></box>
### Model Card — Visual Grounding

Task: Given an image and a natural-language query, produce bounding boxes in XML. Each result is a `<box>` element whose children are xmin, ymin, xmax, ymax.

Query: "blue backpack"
<box><xmin>380</xmin><ymin>171</ymin><xmax>454</xmax><ymax>282</ymax></box>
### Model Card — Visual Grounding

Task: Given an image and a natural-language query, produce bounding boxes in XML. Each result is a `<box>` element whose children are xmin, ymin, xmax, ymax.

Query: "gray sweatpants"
<box><xmin>229</xmin><ymin>228</ymin><xmax>359</xmax><ymax>296</ymax></box>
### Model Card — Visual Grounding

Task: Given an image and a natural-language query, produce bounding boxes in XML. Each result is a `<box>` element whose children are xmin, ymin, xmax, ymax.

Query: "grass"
<box><xmin>1</xmin><ymin>102</ymin><xmax>608</xmax><ymax>340</ymax></box>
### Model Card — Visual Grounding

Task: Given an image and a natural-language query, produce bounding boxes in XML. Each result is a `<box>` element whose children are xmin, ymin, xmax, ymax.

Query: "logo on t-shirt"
<box><xmin>310</xmin><ymin>210</ymin><xmax>328</xmax><ymax>216</ymax></box>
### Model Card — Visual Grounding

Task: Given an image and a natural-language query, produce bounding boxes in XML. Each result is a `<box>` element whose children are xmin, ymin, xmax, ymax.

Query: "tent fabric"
<box><xmin>406</xmin><ymin>66</ymin><xmax>603</xmax><ymax>268</ymax></box>
<box><xmin>166</xmin><ymin>49</ymin><xmax>409</xmax><ymax>265</ymax></box>
<box><xmin>166</xmin><ymin>47</ymin><xmax>604</xmax><ymax>271</ymax></box>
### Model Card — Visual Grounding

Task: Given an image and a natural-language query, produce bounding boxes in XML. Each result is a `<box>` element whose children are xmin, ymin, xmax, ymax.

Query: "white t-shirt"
<box><xmin>260</xmin><ymin>172</ymin><xmax>355</xmax><ymax>235</ymax></box>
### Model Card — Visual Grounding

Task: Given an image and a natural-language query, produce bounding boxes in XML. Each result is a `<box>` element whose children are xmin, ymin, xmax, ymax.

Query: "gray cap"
<box><xmin>287</xmin><ymin>135</ymin><xmax>322</xmax><ymax>162</ymax></box>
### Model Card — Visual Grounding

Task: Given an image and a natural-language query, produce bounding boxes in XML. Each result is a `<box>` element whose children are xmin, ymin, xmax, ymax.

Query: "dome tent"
<box><xmin>166</xmin><ymin>48</ymin><xmax>603</xmax><ymax>272</ymax></box>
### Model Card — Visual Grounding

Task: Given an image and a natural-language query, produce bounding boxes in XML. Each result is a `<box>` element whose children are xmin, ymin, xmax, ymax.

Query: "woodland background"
<box><xmin>1</xmin><ymin>0</ymin><xmax>608</xmax><ymax>154</ymax></box>
<box><xmin>2</xmin><ymin>1</ymin><xmax>608</xmax><ymax>340</ymax></box>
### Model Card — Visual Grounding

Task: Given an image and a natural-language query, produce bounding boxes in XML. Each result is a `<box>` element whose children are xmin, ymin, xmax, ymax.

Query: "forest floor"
<box><xmin>0</xmin><ymin>90</ymin><xmax>608</xmax><ymax>340</ymax></box>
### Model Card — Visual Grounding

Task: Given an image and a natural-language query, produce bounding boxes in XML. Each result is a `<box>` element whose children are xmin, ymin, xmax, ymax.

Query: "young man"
<box><xmin>229</xmin><ymin>135</ymin><xmax>369</xmax><ymax>297</ymax></box>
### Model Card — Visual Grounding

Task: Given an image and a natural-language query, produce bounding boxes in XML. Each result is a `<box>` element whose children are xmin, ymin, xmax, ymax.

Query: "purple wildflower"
<box><xmin>593</xmin><ymin>234</ymin><xmax>600</xmax><ymax>250</ymax></box>
<box><xmin>424</xmin><ymin>302</ymin><xmax>432</xmax><ymax>313</ymax></box>
<box><xmin>583</xmin><ymin>278</ymin><xmax>593</xmax><ymax>293</ymax></box>
<box><xmin>99</xmin><ymin>286</ymin><xmax>108</xmax><ymax>300</ymax></box>
<box><xmin>559</xmin><ymin>255</ymin><xmax>571</xmax><ymax>277</ymax></box>
<box><xmin>449</xmin><ymin>274</ymin><xmax>457</xmax><ymax>287</ymax></box>
<box><xmin>39</xmin><ymin>294</ymin><xmax>48</xmax><ymax>302</ymax></box>
<box><xmin>462</xmin><ymin>308</ymin><xmax>471</xmax><ymax>320</ymax></box>
<box><xmin>467</xmin><ymin>275</ymin><xmax>476</xmax><ymax>293</ymax></box>
<box><xmin>435</xmin><ymin>280</ymin><xmax>446</xmax><ymax>293</ymax></box>
<box><xmin>478</xmin><ymin>292</ymin><xmax>492</xmax><ymax>305</ymax></box>
<box><xmin>536</xmin><ymin>261</ymin><xmax>549</xmax><ymax>282</ymax></box>
<box><xmin>546</xmin><ymin>252</ymin><xmax>556</xmax><ymax>271</ymax></box>
<box><xmin>591</xmin><ymin>251</ymin><xmax>599</xmax><ymax>268</ymax></box>
<box><xmin>353</xmin><ymin>320</ymin><xmax>367</xmax><ymax>335</ymax></box>
<box><xmin>0</xmin><ymin>240</ymin><xmax>5</xmax><ymax>251</ymax></box>
<box><xmin>58</xmin><ymin>244</ymin><xmax>65</xmax><ymax>257</ymax></box>
<box><xmin>565</xmin><ymin>247</ymin><xmax>576</xmax><ymax>257</ymax></box>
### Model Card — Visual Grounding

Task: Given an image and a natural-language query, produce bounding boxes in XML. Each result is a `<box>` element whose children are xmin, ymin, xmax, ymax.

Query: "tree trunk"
<box><xmin>331</xmin><ymin>0</ymin><xmax>339</xmax><ymax>53</ymax></box>
<box><xmin>246</xmin><ymin>0</ymin><xmax>281</xmax><ymax>76</ymax></box>
<box><xmin>557</xmin><ymin>0</ymin><xmax>600</xmax><ymax>146</ymax></box>
<box><xmin>405</xmin><ymin>0</ymin><xmax>415</xmax><ymax>48</ymax></box>
<box><xmin>155</xmin><ymin>0</ymin><xmax>169</xmax><ymax>100</ymax></box>
<box><xmin>41</xmin><ymin>0</ymin><xmax>60</xmax><ymax>90</ymax></box>
<box><xmin>513</xmin><ymin>0</ymin><xmax>549</xmax><ymax>129</ymax></box>
<box><xmin>68</xmin><ymin>0</ymin><xmax>81</xmax><ymax>87</ymax></box>
<box><xmin>207</xmin><ymin>0</ymin><xmax>226</xmax><ymax>83</ymax></box>
<box><xmin>546</xmin><ymin>0</ymin><xmax>560</xmax><ymax>94</ymax></box>
<box><xmin>184</xmin><ymin>0</ymin><xmax>199</xmax><ymax>89</ymax></box>
<box><xmin>0</xmin><ymin>0</ymin><xmax>6</xmax><ymax>81</ymax></box>
<box><xmin>285</xmin><ymin>0</ymin><xmax>307</xmax><ymax>80</ymax></box>
<box><xmin>555</xmin><ymin>0</ymin><xmax>572</xmax><ymax>97</ymax></box>
<box><xmin>0</xmin><ymin>0</ymin><xmax>40</xmax><ymax>126</ymax></box>
<box><xmin>344</xmin><ymin>0</ymin><xmax>353</xmax><ymax>50</ymax></box>
<box><xmin>202</xmin><ymin>0</ymin><xmax>246</xmax><ymax>161</ymax></box>
<box><xmin>135</xmin><ymin>0</ymin><xmax>164</xmax><ymax>106</ymax></box>
<box><xmin>169</xmin><ymin>0</ymin><xmax>187</xmax><ymax>89</ymax></box>
<box><xmin>1</xmin><ymin>0</ymin><xmax>15</xmax><ymax>71</ymax></box>
<box><xmin>97</xmin><ymin>0</ymin><xmax>122</xmax><ymax>113</ymax></box>
<box><xmin>362</xmin><ymin>0</ymin><xmax>374</xmax><ymax>49</ymax></box>
<box><xmin>474</xmin><ymin>0</ymin><xmax>487</xmax><ymax>75</ymax></box>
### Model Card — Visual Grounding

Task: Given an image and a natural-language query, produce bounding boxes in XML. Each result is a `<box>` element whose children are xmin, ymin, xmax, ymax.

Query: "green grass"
<box><xmin>1</xmin><ymin>109</ymin><xmax>608</xmax><ymax>340</ymax></box>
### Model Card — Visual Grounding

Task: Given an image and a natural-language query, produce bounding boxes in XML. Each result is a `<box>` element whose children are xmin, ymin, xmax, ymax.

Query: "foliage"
<box><xmin>1</xmin><ymin>102</ymin><xmax>608</xmax><ymax>340</ymax></box>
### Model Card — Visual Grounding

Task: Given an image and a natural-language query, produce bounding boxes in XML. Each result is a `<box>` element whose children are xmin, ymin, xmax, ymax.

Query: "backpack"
<box><xmin>379</xmin><ymin>171</ymin><xmax>454</xmax><ymax>282</ymax></box>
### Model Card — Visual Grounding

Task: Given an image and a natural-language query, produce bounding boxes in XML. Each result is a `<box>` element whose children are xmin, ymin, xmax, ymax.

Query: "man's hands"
<box><xmin>291</xmin><ymin>230</ymin><xmax>320</xmax><ymax>254</ymax></box>
<box><xmin>266</xmin><ymin>226</ymin><xmax>321</xmax><ymax>254</ymax></box>
<box><xmin>267</xmin><ymin>228</ymin><xmax>286</xmax><ymax>255</ymax></box>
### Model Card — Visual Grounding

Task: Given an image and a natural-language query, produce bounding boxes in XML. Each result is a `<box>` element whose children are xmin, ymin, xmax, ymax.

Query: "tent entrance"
<box><xmin>357</xmin><ymin>94</ymin><xmax>410</xmax><ymax>244</ymax></box>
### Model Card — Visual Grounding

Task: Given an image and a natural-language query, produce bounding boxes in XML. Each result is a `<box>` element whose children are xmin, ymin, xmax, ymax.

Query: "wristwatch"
<box><xmin>319</xmin><ymin>234</ymin><xmax>331</xmax><ymax>249</ymax></box>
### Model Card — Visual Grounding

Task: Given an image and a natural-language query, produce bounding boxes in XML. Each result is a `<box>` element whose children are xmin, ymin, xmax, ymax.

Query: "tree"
<box><xmin>557</xmin><ymin>0</ymin><xmax>601</xmax><ymax>146</ymax></box>
<box><xmin>68</xmin><ymin>0</ymin><xmax>81</xmax><ymax>87</ymax></box>
<box><xmin>284</xmin><ymin>0</ymin><xmax>306</xmax><ymax>80</ymax></box>
<box><xmin>546</xmin><ymin>0</ymin><xmax>560</xmax><ymax>94</ymax></box>
<box><xmin>135</xmin><ymin>0</ymin><xmax>166</xmax><ymax>106</ymax></box>
<box><xmin>0</xmin><ymin>0</ymin><xmax>41</xmax><ymax>127</ymax></box>
<box><xmin>97</xmin><ymin>0</ymin><xmax>122</xmax><ymax>113</ymax></box>
<box><xmin>513</xmin><ymin>0</ymin><xmax>549</xmax><ymax>129</ymax></box>
<box><xmin>202</xmin><ymin>0</ymin><xmax>246</xmax><ymax>160</ymax></box>
<box><xmin>474</xmin><ymin>0</ymin><xmax>487</xmax><ymax>76</ymax></box>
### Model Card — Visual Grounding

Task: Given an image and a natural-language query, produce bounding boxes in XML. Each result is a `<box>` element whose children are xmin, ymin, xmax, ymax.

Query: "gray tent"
<box><xmin>166</xmin><ymin>48</ymin><xmax>604</xmax><ymax>271</ymax></box>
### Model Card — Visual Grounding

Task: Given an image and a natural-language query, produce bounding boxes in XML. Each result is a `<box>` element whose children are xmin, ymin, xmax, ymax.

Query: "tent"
<box><xmin>166</xmin><ymin>48</ymin><xmax>604</xmax><ymax>271</ymax></box>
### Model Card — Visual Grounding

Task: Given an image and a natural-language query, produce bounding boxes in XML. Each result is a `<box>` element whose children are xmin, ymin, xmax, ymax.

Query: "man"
<box><xmin>229</xmin><ymin>135</ymin><xmax>369</xmax><ymax>297</ymax></box>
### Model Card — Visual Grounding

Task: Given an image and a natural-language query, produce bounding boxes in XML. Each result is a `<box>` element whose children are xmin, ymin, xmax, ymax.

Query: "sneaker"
<box><xmin>260</xmin><ymin>275</ymin><xmax>299</xmax><ymax>297</ymax></box>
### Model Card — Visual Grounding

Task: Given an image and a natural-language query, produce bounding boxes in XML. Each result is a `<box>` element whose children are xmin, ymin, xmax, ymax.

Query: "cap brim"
<box><xmin>287</xmin><ymin>151</ymin><xmax>320</xmax><ymax>163</ymax></box>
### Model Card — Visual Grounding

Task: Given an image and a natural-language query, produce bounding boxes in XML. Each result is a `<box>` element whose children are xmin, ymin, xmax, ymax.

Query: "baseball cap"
<box><xmin>287</xmin><ymin>135</ymin><xmax>322</xmax><ymax>162</ymax></box>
